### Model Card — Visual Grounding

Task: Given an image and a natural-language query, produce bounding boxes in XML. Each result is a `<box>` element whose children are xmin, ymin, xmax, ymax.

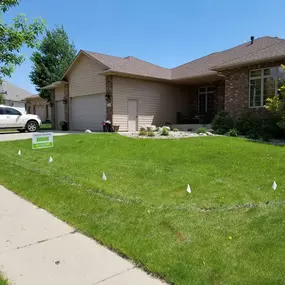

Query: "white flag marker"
<box><xmin>272</xmin><ymin>181</ymin><xmax>277</xmax><ymax>191</ymax></box>
<box><xmin>187</xmin><ymin>184</ymin><xmax>191</xmax><ymax>193</ymax></box>
<box><xmin>18</xmin><ymin>150</ymin><xmax>21</xmax><ymax>156</ymax></box>
<box><xmin>102</xmin><ymin>172</ymin><xmax>107</xmax><ymax>181</ymax></box>
<box><xmin>49</xmin><ymin>156</ymin><xmax>53</xmax><ymax>163</ymax></box>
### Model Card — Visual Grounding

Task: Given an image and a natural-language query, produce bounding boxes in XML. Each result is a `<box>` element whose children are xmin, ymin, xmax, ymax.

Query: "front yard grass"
<box><xmin>0</xmin><ymin>134</ymin><xmax>285</xmax><ymax>284</ymax></box>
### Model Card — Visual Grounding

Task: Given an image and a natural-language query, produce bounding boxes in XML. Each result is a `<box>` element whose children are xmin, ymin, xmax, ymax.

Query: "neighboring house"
<box><xmin>43</xmin><ymin>36</ymin><xmax>285</xmax><ymax>131</ymax></box>
<box><xmin>25</xmin><ymin>95</ymin><xmax>51</xmax><ymax>122</ymax></box>
<box><xmin>0</xmin><ymin>81</ymin><xmax>33</xmax><ymax>110</ymax></box>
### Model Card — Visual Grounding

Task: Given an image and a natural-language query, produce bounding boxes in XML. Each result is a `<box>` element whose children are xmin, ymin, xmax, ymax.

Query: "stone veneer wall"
<box><xmin>64</xmin><ymin>84</ymin><xmax>69</xmax><ymax>124</ymax></box>
<box><xmin>106</xmin><ymin>75</ymin><xmax>113</xmax><ymax>123</ymax></box>
<box><xmin>50</xmin><ymin>89</ymin><xmax>56</xmax><ymax>129</ymax></box>
<box><xmin>223</xmin><ymin>60</ymin><xmax>285</xmax><ymax>117</ymax></box>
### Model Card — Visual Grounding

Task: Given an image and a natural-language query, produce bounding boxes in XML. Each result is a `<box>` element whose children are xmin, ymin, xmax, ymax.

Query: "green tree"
<box><xmin>0</xmin><ymin>0</ymin><xmax>45</xmax><ymax>79</ymax></box>
<box><xmin>265</xmin><ymin>65</ymin><xmax>285</xmax><ymax>129</ymax></box>
<box><xmin>0</xmin><ymin>93</ymin><xmax>4</xmax><ymax>104</ymax></box>
<box><xmin>30</xmin><ymin>26</ymin><xmax>77</xmax><ymax>102</ymax></box>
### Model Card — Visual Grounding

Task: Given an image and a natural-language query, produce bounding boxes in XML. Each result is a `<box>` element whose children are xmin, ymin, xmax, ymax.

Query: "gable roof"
<box><xmin>212</xmin><ymin>38</ymin><xmax>285</xmax><ymax>70</ymax></box>
<box><xmin>1</xmin><ymin>81</ymin><xmax>33</xmax><ymax>102</ymax></box>
<box><xmin>172</xmin><ymin>36</ymin><xmax>285</xmax><ymax>78</ymax></box>
<box><xmin>60</xmin><ymin>36</ymin><xmax>285</xmax><ymax>83</ymax></box>
<box><xmin>83</xmin><ymin>51</ymin><xmax>172</xmax><ymax>80</ymax></box>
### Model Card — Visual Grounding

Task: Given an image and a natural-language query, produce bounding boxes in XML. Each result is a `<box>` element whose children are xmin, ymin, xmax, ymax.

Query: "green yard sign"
<box><xmin>32</xmin><ymin>133</ymin><xmax>53</xmax><ymax>149</ymax></box>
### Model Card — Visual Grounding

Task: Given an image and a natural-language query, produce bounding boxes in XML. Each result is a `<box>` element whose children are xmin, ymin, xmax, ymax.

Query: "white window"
<box><xmin>249</xmin><ymin>68</ymin><xmax>277</xmax><ymax>108</ymax></box>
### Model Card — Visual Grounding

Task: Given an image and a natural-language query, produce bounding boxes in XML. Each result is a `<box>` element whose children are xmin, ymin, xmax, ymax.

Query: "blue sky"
<box><xmin>4</xmin><ymin>0</ymin><xmax>285</xmax><ymax>93</ymax></box>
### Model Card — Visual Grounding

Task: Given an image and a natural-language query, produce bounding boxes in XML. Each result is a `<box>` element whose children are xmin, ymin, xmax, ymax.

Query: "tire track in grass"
<box><xmin>2</xmin><ymin>152</ymin><xmax>285</xmax><ymax>214</ymax></box>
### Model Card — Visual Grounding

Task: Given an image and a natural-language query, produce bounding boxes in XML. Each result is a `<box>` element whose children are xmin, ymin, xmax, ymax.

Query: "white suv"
<box><xmin>0</xmin><ymin>105</ymin><xmax>42</xmax><ymax>132</ymax></box>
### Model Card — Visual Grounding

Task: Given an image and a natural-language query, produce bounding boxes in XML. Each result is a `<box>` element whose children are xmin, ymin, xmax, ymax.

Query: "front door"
<box><xmin>128</xmin><ymin>100</ymin><xmax>138</xmax><ymax>132</ymax></box>
<box><xmin>198</xmin><ymin>87</ymin><xmax>215</xmax><ymax>123</ymax></box>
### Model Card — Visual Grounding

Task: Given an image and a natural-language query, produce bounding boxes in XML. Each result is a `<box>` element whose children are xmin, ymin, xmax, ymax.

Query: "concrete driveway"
<box><xmin>0</xmin><ymin>131</ymin><xmax>79</xmax><ymax>142</ymax></box>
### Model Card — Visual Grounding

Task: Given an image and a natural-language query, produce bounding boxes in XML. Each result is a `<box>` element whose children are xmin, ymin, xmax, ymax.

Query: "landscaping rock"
<box><xmin>206</xmin><ymin>131</ymin><xmax>213</xmax><ymax>136</ymax></box>
<box><xmin>120</xmin><ymin>131</ymin><xmax>202</xmax><ymax>139</ymax></box>
<box><xmin>199</xmin><ymin>133</ymin><xmax>207</xmax><ymax>136</ymax></box>
<box><xmin>147</xmin><ymin>125</ymin><xmax>157</xmax><ymax>132</ymax></box>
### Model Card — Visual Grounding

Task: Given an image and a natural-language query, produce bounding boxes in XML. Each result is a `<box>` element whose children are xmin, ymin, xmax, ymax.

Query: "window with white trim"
<box><xmin>198</xmin><ymin>86</ymin><xmax>215</xmax><ymax>113</ymax></box>
<box><xmin>249</xmin><ymin>68</ymin><xmax>277</xmax><ymax>108</ymax></box>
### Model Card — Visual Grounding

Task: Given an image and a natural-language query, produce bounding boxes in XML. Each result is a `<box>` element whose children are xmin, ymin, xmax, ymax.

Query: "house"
<box><xmin>43</xmin><ymin>36</ymin><xmax>285</xmax><ymax>131</ymax></box>
<box><xmin>0</xmin><ymin>81</ymin><xmax>33</xmax><ymax>111</ymax></box>
<box><xmin>25</xmin><ymin>95</ymin><xmax>51</xmax><ymax>122</ymax></box>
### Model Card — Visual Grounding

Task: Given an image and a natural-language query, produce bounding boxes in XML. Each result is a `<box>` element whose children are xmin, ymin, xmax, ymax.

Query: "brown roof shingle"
<box><xmin>84</xmin><ymin>51</ymin><xmax>171</xmax><ymax>80</ymax></box>
<box><xmin>66</xmin><ymin>36</ymin><xmax>285</xmax><ymax>82</ymax></box>
<box><xmin>172</xmin><ymin>36</ymin><xmax>285</xmax><ymax>78</ymax></box>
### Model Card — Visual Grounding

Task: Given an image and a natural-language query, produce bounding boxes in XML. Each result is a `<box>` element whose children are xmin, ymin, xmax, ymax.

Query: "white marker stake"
<box><xmin>18</xmin><ymin>150</ymin><xmax>21</xmax><ymax>156</ymax></box>
<box><xmin>49</xmin><ymin>156</ymin><xmax>53</xmax><ymax>163</ymax></box>
<box><xmin>187</xmin><ymin>184</ymin><xmax>191</xmax><ymax>193</ymax></box>
<box><xmin>272</xmin><ymin>181</ymin><xmax>277</xmax><ymax>191</ymax></box>
<box><xmin>102</xmin><ymin>172</ymin><xmax>107</xmax><ymax>181</ymax></box>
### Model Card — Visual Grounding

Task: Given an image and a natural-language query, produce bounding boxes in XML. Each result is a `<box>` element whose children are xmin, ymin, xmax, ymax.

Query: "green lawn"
<box><xmin>0</xmin><ymin>134</ymin><xmax>285</xmax><ymax>285</ymax></box>
<box><xmin>40</xmin><ymin>123</ymin><xmax>52</xmax><ymax>130</ymax></box>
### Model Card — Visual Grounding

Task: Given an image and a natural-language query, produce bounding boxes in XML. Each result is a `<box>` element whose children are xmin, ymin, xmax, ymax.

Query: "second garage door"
<box><xmin>71</xmin><ymin>94</ymin><xmax>106</xmax><ymax>131</ymax></box>
<box><xmin>35</xmin><ymin>105</ymin><xmax>45</xmax><ymax>121</ymax></box>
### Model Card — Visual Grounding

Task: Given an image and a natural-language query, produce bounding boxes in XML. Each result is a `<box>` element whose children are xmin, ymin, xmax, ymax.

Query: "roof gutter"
<box><xmin>41</xmin><ymin>81</ymin><xmax>68</xmax><ymax>90</ymax></box>
<box><xmin>212</xmin><ymin>55</ymin><xmax>285</xmax><ymax>71</ymax></box>
<box><xmin>99</xmin><ymin>70</ymin><xmax>172</xmax><ymax>82</ymax></box>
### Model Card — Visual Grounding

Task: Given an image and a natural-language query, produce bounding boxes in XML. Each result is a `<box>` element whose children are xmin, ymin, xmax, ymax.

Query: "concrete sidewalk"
<box><xmin>0</xmin><ymin>186</ymin><xmax>164</xmax><ymax>285</ymax></box>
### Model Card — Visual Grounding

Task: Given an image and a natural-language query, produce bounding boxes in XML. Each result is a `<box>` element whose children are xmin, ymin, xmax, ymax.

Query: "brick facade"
<box><xmin>215</xmin><ymin>80</ymin><xmax>225</xmax><ymax>111</ymax></box>
<box><xmin>223</xmin><ymin>60</ymin><xmax>285</xmax><ymax>117</ymax></box>
<box><xmin>106</xmin><ymin>75</ymin><xmax>113</xmax><ymax>123</ymax></box>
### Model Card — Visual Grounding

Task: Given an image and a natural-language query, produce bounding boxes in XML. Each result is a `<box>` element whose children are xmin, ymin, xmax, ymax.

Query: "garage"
<box><xmin>35</xmin><ymin>105</ymin><xmax>45</xmax><ymax>121</ymax></box>
<box><xmin>55</xmin><ymin>100</ymin><xmax>65</xmax><ymax>129</ymax></box>
<box><xmin>70</xmin><ymin>94</ymin><xmax>106</xmax><ymax>131</ymax></box>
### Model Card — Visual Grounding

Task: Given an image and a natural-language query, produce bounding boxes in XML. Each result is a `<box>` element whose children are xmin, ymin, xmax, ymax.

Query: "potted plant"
<box><xmin>102</xmin><ymin>120</ymin><xmax>112</xmax><ymax>132</ymax></box>
<box><xmin>59</xmin><ymin>121</ymin><xmax>68</xmax><ymax>131</ymax></box>
<box><xmin>113</xmin><ymin>124</ymin><xmax>120</xmax><ymax>132</ymax></box>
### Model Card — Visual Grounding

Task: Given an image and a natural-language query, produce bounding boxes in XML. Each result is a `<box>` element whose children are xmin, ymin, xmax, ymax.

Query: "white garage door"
<box><xmin>35</xmin><ymin>105</ymin><xmax>45</xmax><ymax>121</ymax></box>
<box><xmin>55</xmin><ymin>100</ymin><xmax>65</xmax><ymax>129</ymax></box>
<box><xmin>71</xmin><ymin>94</ymin><xmax>106</xmax><ymax>131</ymax></box>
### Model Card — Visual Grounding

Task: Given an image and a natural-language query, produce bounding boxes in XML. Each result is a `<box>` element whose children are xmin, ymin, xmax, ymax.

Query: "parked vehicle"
<box><xmin>0</xmin><ymin>105</ymin><xmax>41</xmax><ymax>132</ymax></box>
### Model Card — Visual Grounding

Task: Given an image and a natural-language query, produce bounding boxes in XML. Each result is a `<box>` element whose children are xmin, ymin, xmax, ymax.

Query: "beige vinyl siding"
<box><xmin>66</xmin><ymin>54</ymin><xmax>106</xmax><ymax>98</ymax></box>
<box><xmin>54</xmin><ymin>85</ymin><xmax>65</xmax><ymax>101</ymax></box>
<box><xmin>113</xmin><ymin>77</ymin><xmax>189</xmax><ymax>131</ymax></box>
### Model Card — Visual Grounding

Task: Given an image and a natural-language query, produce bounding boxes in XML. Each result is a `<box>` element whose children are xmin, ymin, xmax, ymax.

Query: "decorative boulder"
<box><xmin>147</xmin><ymin>125</ymin><xmax>157</xmax><ymax>132</ymax></box>
<box><xmin>85</xmin><ymin>129</ymin><xmax>92</xmax><ymax>133</ymax></box>
<box><xmin>206</xmin><ymin>131</ymin><xmax>213</xmax><ymax>136</ymax></box>
<box><xmin>199</xmin><ymin>133</ymin><xmax>207</xmax><ymax>136</ymax></box>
